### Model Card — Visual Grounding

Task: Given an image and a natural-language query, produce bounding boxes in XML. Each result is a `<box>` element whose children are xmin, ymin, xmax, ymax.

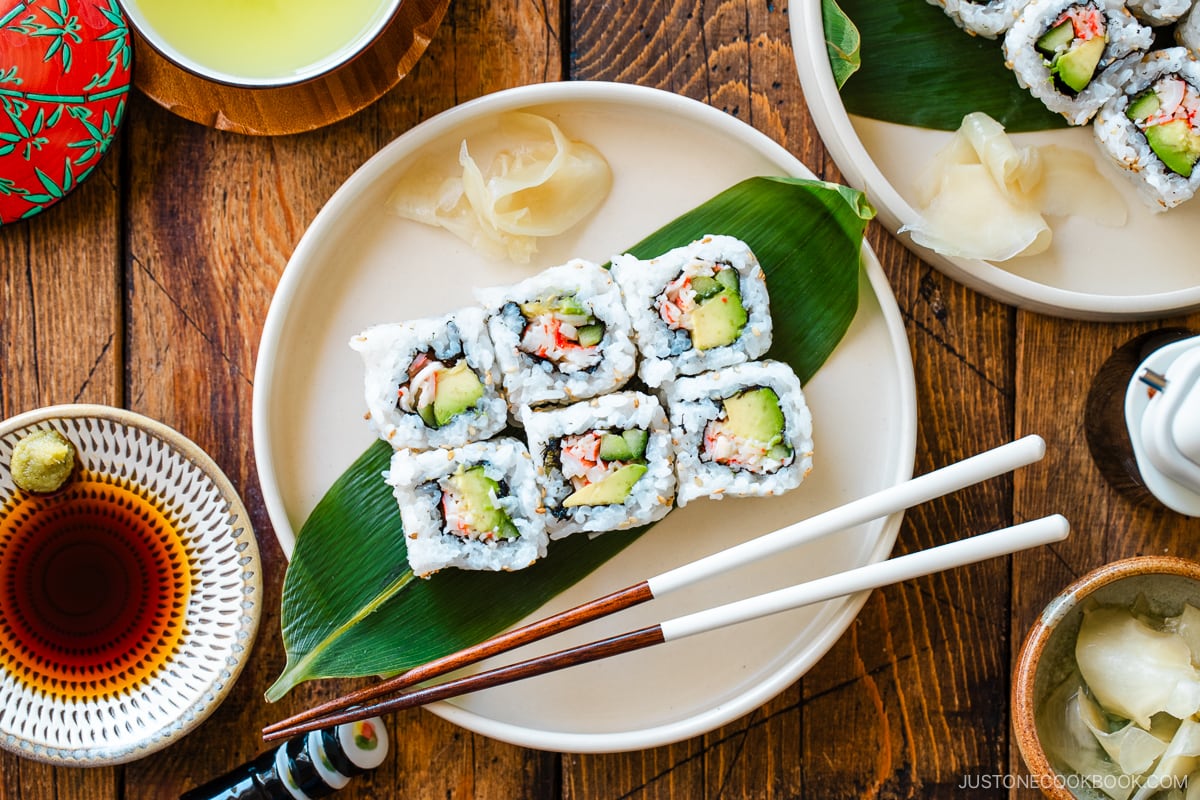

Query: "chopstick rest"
<box><xmin>263</xmin><ymin>435</ymin><xmax>1049</xmax><ymax>741</ymax></box>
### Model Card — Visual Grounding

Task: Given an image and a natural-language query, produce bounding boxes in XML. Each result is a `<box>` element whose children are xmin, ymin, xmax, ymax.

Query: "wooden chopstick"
<box><xmin>263</xmin><ymin>435</ymin><xmax>1045</xmax><ymax>740</ymax></box>
<box><xmin>262</xmin><ymin>514</ymin><xmax>1069</xmax><ymax>741</ymax></box>
<box><xmin>260</xmin><ymin>581</ymin><xmax>655</xmax><ymax>736</ymax></box>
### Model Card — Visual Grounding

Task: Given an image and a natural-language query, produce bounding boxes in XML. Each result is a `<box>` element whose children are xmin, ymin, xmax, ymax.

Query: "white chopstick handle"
<box><xmin>649</xmin><ymin>435</ymin><xmax>1047</xmax><ymax>597</ymax></box>
<box><xmin>659</xmin><ymin>514</ymin><xmax>1069</xmax><ymax>643</ymax></box>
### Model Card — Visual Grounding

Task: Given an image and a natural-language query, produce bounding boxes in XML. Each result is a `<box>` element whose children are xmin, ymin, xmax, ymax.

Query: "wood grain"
<box><xmin>3</xmin><ymin>0</ymin><xmax>1199</xmax><ymax>797</ymax></box>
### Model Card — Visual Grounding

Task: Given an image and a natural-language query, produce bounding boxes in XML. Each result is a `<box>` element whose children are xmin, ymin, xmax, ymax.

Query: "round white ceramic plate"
<box><xmin>790</xmin><ymin>0</ymin><xmax>1200</xmax><ymax>321</ymax></box>
<box><xmin>252</xmin><ymin>81</ymin><xmax>916</xmax><ymax>753</ymax></box>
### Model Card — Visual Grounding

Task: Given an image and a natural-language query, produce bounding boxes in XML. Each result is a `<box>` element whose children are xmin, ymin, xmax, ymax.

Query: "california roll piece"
<box><xmin>386</xmin><ymin>438</ymin><xmax>548</xmax><ymax>578</ymax></box>
<box><xmin>1094</xmin><ymin>47</ymin><xmax>1200</xmax><ymax>209</ymax></box>
<box><xmin>926</xmin><ymin>0</ymin><xmax>1029</xmax><ymax>39</ymax></box>
<box><xmin>476</xmin><ymin>259</ymin><xmax>637</xmax><ymax>409</ymax></box>
<box><xmin>663</xmin><ymin>360</ymin><xmax>814</xmax><ymax>508</ymax></box>
<box><xmin>1004</xmin><ymin>0</ymin><xmax>1153</xmax><ymax>125</ymax></box>
<box><xmin>610</xmin><ymin>234</ymin><xmax>771</xmax><ymax>389</ymax></box>
<box><xmin>350</xmin><ymin>308</ymin><xmax>507</xmax><ymax>450</ymax></box>
<box><xmin>521</xmin><ymin>392</ymin><xmax>675</xmax><ymax>539</ymax></box>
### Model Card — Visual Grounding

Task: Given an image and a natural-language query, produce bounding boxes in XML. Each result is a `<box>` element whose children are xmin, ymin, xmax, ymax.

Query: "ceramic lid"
<box><xmin>0</xmin><ymin>0</ymin><xmax>131</xmax><ymax>224</ymax></box>
<box><xmin>1125</xmin><ymin>335</ymin><xmax>1200</xmax><ymax>517</ymax></box>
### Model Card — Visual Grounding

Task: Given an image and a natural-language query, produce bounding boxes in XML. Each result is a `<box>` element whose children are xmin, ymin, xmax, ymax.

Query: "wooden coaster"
<box><xmin>131</xmin><ymin>0</ymin><xmax>450</xmax><ymax>136</ymax></box>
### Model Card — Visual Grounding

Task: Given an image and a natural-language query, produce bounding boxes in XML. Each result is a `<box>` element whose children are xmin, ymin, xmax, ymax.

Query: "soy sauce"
<box><xmin>0</xmin><ymin>476</ymin><xmax>192</xmax><ymax>699</ymax></box>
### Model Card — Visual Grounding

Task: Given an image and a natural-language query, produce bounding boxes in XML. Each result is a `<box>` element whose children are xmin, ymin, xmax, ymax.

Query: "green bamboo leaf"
<box><xmin>34</xmin><ymin>167</ymin><xmax>62</xmax><ymax>198</ymax></box>
<box><xmin>266</xmin><ymin>176</ymin><xmax>872</xmax><ymax>701</ymax></box>
<box><xmin>10</xmin><ymin>108</ymin><xmax>29</xmax><ymax>138</ymax></box>
<box><xmin>832</xmin><ymin>0</ymin><xmax>1067</xmax><ymax>132</ymax></box>
<box><xmin>822</xmin><ymin>0</ymin><xmax>861</xmax><ymax>89</ymax></box>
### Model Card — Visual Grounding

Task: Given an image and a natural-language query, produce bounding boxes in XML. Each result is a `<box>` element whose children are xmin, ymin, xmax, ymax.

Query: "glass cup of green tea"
<box><xmin>117</xmin><ymin>0</ymin><xmax>403</xmax><ymax>88</ymax></box>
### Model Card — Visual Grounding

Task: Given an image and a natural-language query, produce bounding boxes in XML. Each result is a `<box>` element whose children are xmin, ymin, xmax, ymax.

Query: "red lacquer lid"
<box><xmin>0</xmin><ymin>0</ymin><xmax>131</xmax><ymax>224</ymax></box>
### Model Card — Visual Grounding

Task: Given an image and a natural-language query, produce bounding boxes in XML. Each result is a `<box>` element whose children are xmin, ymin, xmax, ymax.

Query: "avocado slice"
<box><xmin>1036</xmin><ymin>20</ymin><xmax>1074</xmax><ymax>56</ymax></box>
<box><xmin>563</xmin><ymin>463</ymin><xmax>648</xmax><ymax>508</ymax></box>
<box><xmin>445</xmin><ymin>466</ymin><xmax>520</xmax><ymax>539</ymax></box>
<box><xmin>723</xmin><ymin>387</ymin><xmax>785</xmax><ymax>445</ymax></box>
<box><xmin>577</xmin><ymin>323</ymin><xmax>605</xmax><ymax>347</ymax></box>
<box><xmin>432</xmin><ymin>362</ymin><xmax>485</xmax><ymax>426</ymax></box>
<box><xmin>1126</xmin><ymin>90</ymin><xmax>1160</xmax><ymax>122</ymax></box>
<box><xmin>1146</xmin><ymin>119</ymin><xmax>1200</xmax><ymax>177</ymax></box>
<box><xmin>690</xmin><ymin>288</ymin><xmax>748</xmax><ymax>350</ymax></box>
<box><xmin>1054</xmin><ymin>35</ymin><xmax>1105</xmax><ymax>93</ymax></box>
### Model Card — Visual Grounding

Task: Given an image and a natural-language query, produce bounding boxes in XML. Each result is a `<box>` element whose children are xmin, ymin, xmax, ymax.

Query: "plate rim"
<box><xmin>251</xmin><ymin>79</ymin><xmax>918</xmax><ymax>752</ymax></box>
<box><xmin>790</xmin><ymin>0</ymin><xmax>1200</xmax><ymax>321</ymax></box>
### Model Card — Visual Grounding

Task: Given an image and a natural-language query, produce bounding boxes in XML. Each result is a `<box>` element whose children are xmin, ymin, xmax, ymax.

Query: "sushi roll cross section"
<box><xmin>387</xmin><ymin>438</ymin><xmax>548</xmax><ymax>578</ymax></box>
<box><xmin>522</xmin><ymin>392</ymin><xmax>676</xmax><ymax>540</ymax></box>
<box><xmin>664</xmin><ymin>360</ymin><xmax>814</xmax><ymax>508</ymax></box>
<box><xmin>1004</xmin><ymin>0</ymin><xmax>1153</xmax><ymax>125</ymax></box>
<box><xmin>350</xmin><ymin>307</ymin><xmax>508</xmax><ymax>451</ymax></box>
<box><xmin>477</xmin><ymin>259</ymin><xmax>637</xmax><ymax>408</ymax></box>
<box><xmin>611</xmin><ymin>234</ymin><xmax>771</xmax><ymax>388</ymax></box>
<box><xmin>1095</xmin><ymin>47</ymin><xmax>1200</xmax><ymax>209</ymax></box>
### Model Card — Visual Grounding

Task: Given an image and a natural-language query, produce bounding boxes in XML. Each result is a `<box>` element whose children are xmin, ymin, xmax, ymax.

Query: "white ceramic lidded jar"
<box><xmin>1125</xmin><ymin>335</ymin><xmax>1200</xmax><ymax>517</ymax></box>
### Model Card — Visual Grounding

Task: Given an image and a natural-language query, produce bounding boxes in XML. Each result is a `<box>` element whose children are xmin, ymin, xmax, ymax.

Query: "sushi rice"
<box><xmin>350</xmin><ymin>307</ymin><xmax>508</xmax><ymax>451</ymax></box>
<box><xmin>521</xmin><ymin>391</ymin><xmax>675</xmax><ymax>540</ymax></box>
<box><xmin>610</xmin><ymin>234</ymin><xmax>772</xmax><ymax>389</ymax></box>
<box><xmin>476</xmin><ymin>259</ymin><xmax>637</xmax><ymax>409</ymax></box>
<box><xmin>1126</xmin><ymin>0</ymin><xmax>1194</xmax><ymax>27</ymax></box>
<box><xmin>926</xmin><ymin>0</ymin><xmax>1029</xmax><ymax>39</ymax></box>
<box><xmin>663</xmin><ymin>360</ymin><xmax>814</xmax><ymax>508</ymax></box>
<box><xmin>386</xmin><ymin>438</ymin><xmax>548</xmax><ymax>578</ymax></box>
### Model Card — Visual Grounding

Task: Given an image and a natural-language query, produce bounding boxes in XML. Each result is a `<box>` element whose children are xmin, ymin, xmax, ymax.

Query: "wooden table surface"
<box><xmin>4</xmin><ymin>1</ymin><xmax>1200</xmax><ymax>798</ymax></box>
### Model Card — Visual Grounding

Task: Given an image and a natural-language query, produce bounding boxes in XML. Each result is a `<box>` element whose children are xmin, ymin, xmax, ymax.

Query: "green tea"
<box><xmin>133</xmin><ymin>0</ymin><xmax>392</xmax><ymax>81</ymax></box>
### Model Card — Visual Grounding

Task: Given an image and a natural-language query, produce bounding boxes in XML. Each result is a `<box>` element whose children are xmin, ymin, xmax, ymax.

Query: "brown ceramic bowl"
<box><xmin>1012</xmin><ymin>555</ymin><xmax>1200</xmax><ymax>799</ymax></box>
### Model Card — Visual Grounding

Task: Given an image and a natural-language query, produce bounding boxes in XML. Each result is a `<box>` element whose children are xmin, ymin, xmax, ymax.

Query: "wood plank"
<box><xmin>119</xmin><ymin>87</ymin><xmax>351</xmax><ymax>798</ymax></box>
<box><xmin>799</xmin><ymin>228</ymin><xmax>1016</xmax><ymax>797</ymax></box>
<box><xmin>0</xmin><ymin>118</ymin><xmax>123</xmax><ymax>800</ymax></box>
<box><xmin>115</xmin><ymin>0</ymin><xmax>564</xmax><ymax>796</ymax></box>
<box><xmin>1010</xmin><ymin>313</ymin><xmax>1200</xmax><ymax>799</ymax></box>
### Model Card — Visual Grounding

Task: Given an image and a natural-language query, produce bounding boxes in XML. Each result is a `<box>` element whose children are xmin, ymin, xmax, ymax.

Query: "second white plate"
<box><xmin>791</xmin><ymin>0</ymin><xmax>1200</xmax><ymax>320</ymax></box>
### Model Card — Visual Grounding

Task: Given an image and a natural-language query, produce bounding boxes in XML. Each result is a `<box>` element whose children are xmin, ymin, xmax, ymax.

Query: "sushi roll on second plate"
<box><xmin>521</xmin><ymin>392</ymin><xmax>675</xmax><ymax>539</ymax></box>
<box><xmin>663</xmin><ymin>360</ymin><xmax>813</xmax><ymax>507</ymax></box>
<box><xmin>1004</xmin><ymin>0</ymin><xmax>1153</xmax><ymax>125</ymax></box>
<box><xmin>1095</xmin><ymin>48</ymin><xmax>1200</xmax><ymax>210</ymax></box>
<box><xmin>610</xmin><ymin>234</ymin><xmax>772</xmax><ymax>389</ymax></box>
<box><xmin>477</xmin><ymin>259</ymin><xmax>637</xmax><ymax>409</ymax></box>
<box><xmin>350</xmin><ymin>307</ymin><xmax>508</xmax><ymax>451</ymax></box>
<box><xmin>387</xmin><ymin>438</ymin><xmax>548</xmax><ymax>578</ymax></box>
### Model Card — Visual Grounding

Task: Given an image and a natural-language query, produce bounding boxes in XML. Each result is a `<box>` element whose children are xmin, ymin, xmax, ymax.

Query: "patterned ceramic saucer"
<box><xmin>0</xmin><ymin>405</ymin><xmax>261</xmax><ymax>766</ymax></box>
